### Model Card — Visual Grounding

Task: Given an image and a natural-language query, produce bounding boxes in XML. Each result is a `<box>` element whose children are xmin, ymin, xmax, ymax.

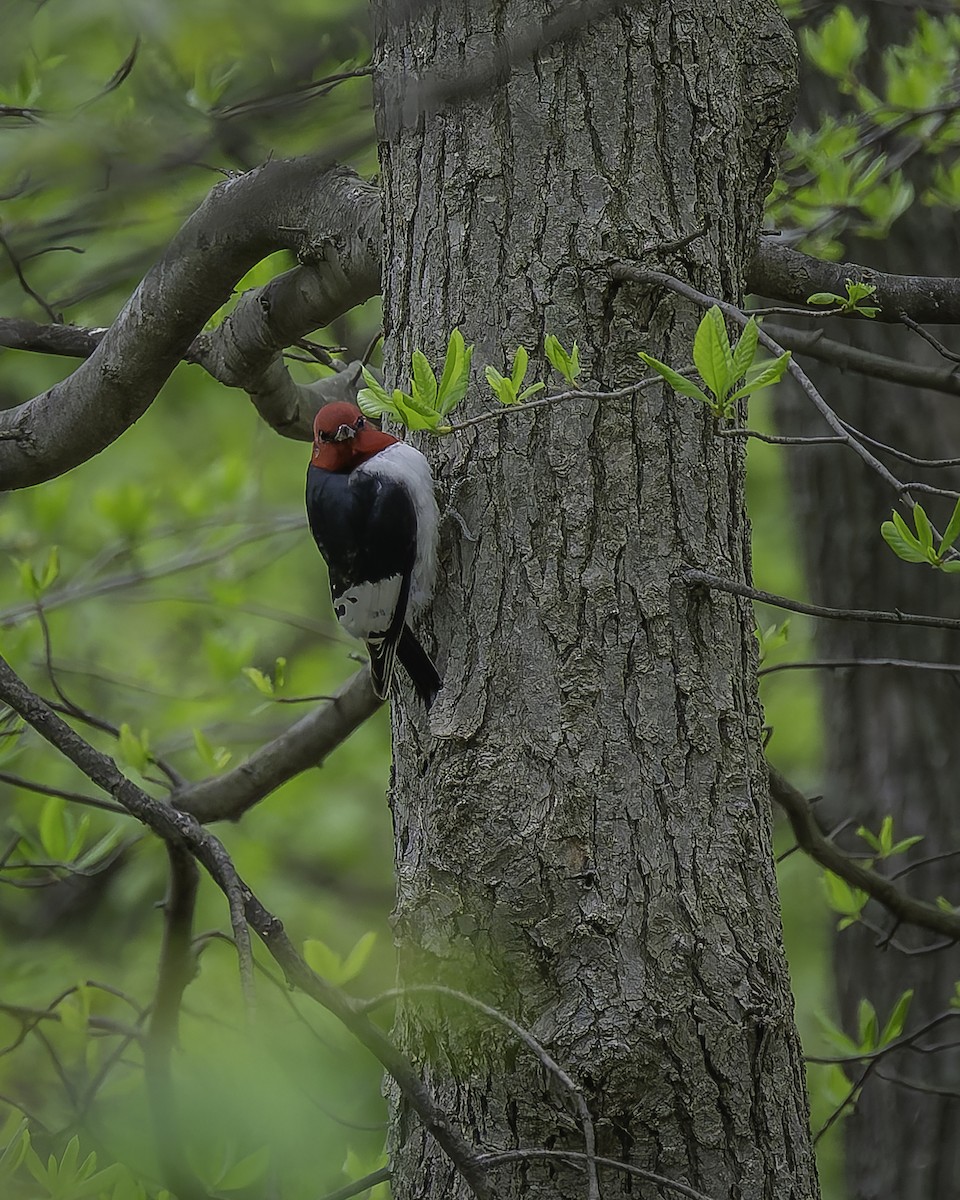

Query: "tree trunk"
<box><xmin>777</xmin><ymin>7</ymin><xmax>960</xmax><ymax>1198</ymax></box>
<box><xmin>373</xmin><ymin>2</ymin><xmax>820</xmax><ymax>1197</ymax></box>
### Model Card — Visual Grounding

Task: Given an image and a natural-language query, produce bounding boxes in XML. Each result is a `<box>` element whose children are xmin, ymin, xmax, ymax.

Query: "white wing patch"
<box><xmin>333</xmin><ymin>575</ymin><xmax>403</xmax><ymax>639</ymax></box>
<box><xmin>354</xmin><ymin>442</ymin><xmax>438</xmax><ymax>612</ymax></box>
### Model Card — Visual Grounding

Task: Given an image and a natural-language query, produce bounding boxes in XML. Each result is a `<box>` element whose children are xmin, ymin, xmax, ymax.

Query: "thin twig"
<box><xmin>363</xmin><ymin>985</ymin><xmax>599</xmax><ymax>1200</ymax></box>
<box><xmin>768</xmin><ymin>765</ymin><xmax>960</xmax><ymax>940</ymax></box>
<box><xmin>685</xmin><ymin>568</ymin><xmax>960</xmax><ymax>634</ymax></box>
<box><xmin>479</xmin><ymin>1148</ymin><xmax>718</xmax><ymax>1200</ymax></box>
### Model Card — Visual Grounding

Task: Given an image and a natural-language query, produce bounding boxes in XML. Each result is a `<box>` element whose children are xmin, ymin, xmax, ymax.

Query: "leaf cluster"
<box><xmin>639</xmin><ymin>307</ymin><xmax>791</xmax><ymax>419</ymax></box>
<box><xmin>881</xmin><ymin>498</ymin><xmax>960</xmax><ymax>573</ymax></box>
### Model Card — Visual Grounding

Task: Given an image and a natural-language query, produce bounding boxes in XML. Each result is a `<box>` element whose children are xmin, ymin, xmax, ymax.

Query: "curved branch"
<box><xmin>748</xmin><ymin>240</ymin><xmax>960</xmax><ymax>324</ymax></box>
<box><xmin>0</xmin><ymin>157</ymin><xmax>381</xmax><ymax>491</ymax></box>
<box><xmin>175</xmin><ymin>668</ymin><xmax>382</xmax><ymax>824</ymax></box>
<box><xmin>763</xmin><ymin>323</ymin><xmax>960</xmax><ymax>398</ymax></box>
<box><xmin>768</xmin><ymin>765</ymin><xmax>960</xmax><ymax>941</ymax></box>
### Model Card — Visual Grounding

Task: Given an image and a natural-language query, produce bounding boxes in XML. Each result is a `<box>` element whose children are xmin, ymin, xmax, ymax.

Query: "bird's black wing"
<box><xmin>306</xmin><ymin>465</ymin><xmax>418</xmax><ymax>698</ymax></box>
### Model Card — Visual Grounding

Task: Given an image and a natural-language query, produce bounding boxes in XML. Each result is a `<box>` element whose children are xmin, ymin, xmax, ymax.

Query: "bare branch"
<box><xmin>762</xmin><ymin>323</ymin><xmax>960</xmax><ymax>399</ymax></box>
<box><xmin>0</xmin><ymin>651</ymin><xmax>493</xmax><ymax>1200</ymax></box>
<box><xmin>768</xmin><ymin>766</ymin><xmax>960</xmax><ymax>941</ymax></box>
<box><xmin>175</xmin><ymin>669</ymin><xmax>381</xmax><ymax>824</ymax></box>
<box><xmin>684</xmin><ymin>568</ymin><xmax>960</xmax><ymax>635</ymax></box>
<box><xmin>0</xmin><ymin>159</ymin><xmax>380</xmax><ymax>491</ymax></box>
<box><xmin>749</xmin><ymin>239</ymin><xmax>960</xmax><ymax>324</ymax></box>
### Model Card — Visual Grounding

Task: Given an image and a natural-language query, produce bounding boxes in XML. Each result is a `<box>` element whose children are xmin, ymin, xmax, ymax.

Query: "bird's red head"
<box><xmin>310</xmin><ymin>403</ymin><xmax>397</xmax><ymax>471</ymax></box>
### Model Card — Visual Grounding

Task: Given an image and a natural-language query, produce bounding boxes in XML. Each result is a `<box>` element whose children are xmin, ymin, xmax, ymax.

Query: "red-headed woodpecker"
<box><xmin>306</xmin><ymin>401</ymin><xmax>441</xmax><ymax>707</ymax></box>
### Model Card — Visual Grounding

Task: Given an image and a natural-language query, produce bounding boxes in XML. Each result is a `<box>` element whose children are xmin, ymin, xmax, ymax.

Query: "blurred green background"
<box><xmin>7</xmin><ymin>0</ymin><xmax>944</xmax><ymax>1195</ymax></box>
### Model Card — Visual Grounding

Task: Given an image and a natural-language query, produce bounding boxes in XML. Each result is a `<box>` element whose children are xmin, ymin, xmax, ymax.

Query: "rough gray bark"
<box><xmin>775</xmin><ymin>6</ymin><xmax>960</xmax><ymax>1198</ymax></box>
<box><xmin>373</xmin><ymin>2</ymin><xmax>820</xmax><ymax>1197</ymax></box>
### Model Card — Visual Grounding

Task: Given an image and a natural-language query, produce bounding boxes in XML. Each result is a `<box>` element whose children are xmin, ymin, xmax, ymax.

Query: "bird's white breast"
<box><xmin>355</xmin><ymin>441</ymin><xmax>438</xmax><ymax>610</ymax></box>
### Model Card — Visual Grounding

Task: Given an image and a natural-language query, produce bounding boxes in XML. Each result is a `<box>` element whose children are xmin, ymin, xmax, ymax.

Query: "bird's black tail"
<box><xmin>397</xmin><ymin>625</ymin><xmax>442</xmax><ymax>708</ymax></box>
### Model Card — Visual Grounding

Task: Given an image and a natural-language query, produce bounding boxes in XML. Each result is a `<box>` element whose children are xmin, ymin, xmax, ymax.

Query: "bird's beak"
<box><xmin>334</xmin><ymin>424</ymin><xmax>357</xmax><ymax>442</ymax></box>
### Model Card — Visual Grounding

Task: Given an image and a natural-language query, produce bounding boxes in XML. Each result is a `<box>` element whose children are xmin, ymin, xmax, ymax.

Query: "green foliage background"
<box><xmin>4</xmin><ymin>1</ymin><xmax>960</xmax><ymax>1197</ymax></box>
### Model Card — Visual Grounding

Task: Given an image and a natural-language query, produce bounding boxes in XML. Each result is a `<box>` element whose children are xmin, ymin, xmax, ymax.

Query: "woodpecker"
<box><xmin>305</xmin><ymin>401</ymin><xmax>441</xmax><ymax>707</ymax></box>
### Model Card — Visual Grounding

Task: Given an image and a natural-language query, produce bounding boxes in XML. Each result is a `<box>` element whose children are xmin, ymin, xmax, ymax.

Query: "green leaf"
<box><xmin>807</xmin><ymin>291</ymin><xmax>845</xmax><ymax>307</ymax></box>
<box><xmin>117</xmin><ymin>724</ymin><xmax>150</xmax><ymax>773</ymax></box>
<box><xmin>193</xmin><ymin>729</ymin><xmax>232</xmax><ymax>771</ymax></box>
<box><xmin>392</xmin><ymin>390</ymin><xmax>442</xmax><ymax>431</ymax></box>
<box><xmin>856</xmin><ymin>824</ymin><xmax>882</xmax><ymax>853</ymax></box>
<box><xmin>727</xmin><ymin>351</ymin><xmax>792</xmax><ymax>401</ymax></box>
<box><xmin>485</xmin><ymin>365</ymin><xmax>516</xmax><ymax>405</ymax></box>
<box><xmin>0</xmin><ymin>1122</ymin><xmax>30</xmax><ymax>1183</ymax></box>
<box><xmin>822</xmin><ymin>870</ymin><xmax>868</xmax><ymax>926</ymax></box>
<box><xmin>911</xmin><ymin>504</ymin><xmax>934</xmax><ymax>552</ymax></box>
<box><xmin>242</xmin><ymin>667</ymin><xmax>274</xmax><ymax>696</ymax></box>
<box><xmin>939</xmin><ymin>560</ymin><xmax>960</xmax><ymax>573</ymax></box>
<box><xmin>544</xmin><ymin>334</ymin><xmax>580</xmax><ymax>384</ymax></box>
<box><xmin>693</xmin><ymin>306</ymin><xmax>734</xmax><ymax>400</ymax></box>
<box><xmin>339</xmin><ymin>931</ymin><xmax>377</xmax><ymax>984</ymax></box>
<box><xmin>939</xmin><ymin>497</ymin><xmax>960</xmax><ymax>553</ymax></box>
<box><xmin>411</xmin><ymin>350</ymin><xmax>439</xmax><ymax>410</ymax></box>
<box><xmin>358</xmin><ymin>370</ymin><xmax>401</xmax><ymax>421</ymax></box>
<box><xmin>879</xmin><ymin>989</ymin><xmax>913</xmax><ymax>1046</ymax></box>
<box><xmin>638</xmin><ymin>353</ymin><xmax>711</xmax><ymax>405</ymax></box>
<box><xmin>510</xmin><ymin>345</ymin><xmax>529</xmax><ymax>391</ymax></box>
<box><xmin>857</xmin><ymin>999</ymin><xmax>878</xmax><ymax>1051</ymax></box>
<box><xmin>303</xmin><ymin>938</ymin><xmax>341</xmax><ymax>980</ymax></box>
<box><xmin>881</xmin><ymin>518</ymin><xmax>928</xmax><ymax>563</ymax></box>
<box><xmin>517</xmin><ymin>382</ymin><xmax>545</xmax><ymax>402</ymax></box>
<box><xmin>888</xmin><ymin>835</ymin><xmax>923</xmax><ymax>856</ymax></box>
<box><xmin>436</xmin><ymin>329</ymin><xmax>474</xmax><ymax>415</ymax></box>
<box><xmin>730</xmin><ymin>317</ymin><xmax>760</xmax><ymax>384</ymax></box>
<box><xmin>217</xmin><ymin>1147</ymin><xmax>271</xmax><ymax>1192</ymax></box>
<box><xmin>39</xmin><ymin>796</ymin><xmax>69</xmax><ymax>861</ymax></box>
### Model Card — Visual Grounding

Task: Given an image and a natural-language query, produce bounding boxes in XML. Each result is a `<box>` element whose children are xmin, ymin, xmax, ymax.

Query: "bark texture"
<box><xmin>374</xmin><ymin>3</ymin><xmax>820</xmax><ymax>1198</ymax></box>
<box><xmin>776</xmin><ymin>6</ymin><xmax>960</xmax><ymax>1198</ymax></box>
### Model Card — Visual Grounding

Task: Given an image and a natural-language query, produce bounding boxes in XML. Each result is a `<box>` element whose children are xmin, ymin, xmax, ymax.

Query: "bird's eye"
<box><xmin>355</xmin><ymin>416</ymin><xmax>365</xmax><ymax>430</ymax></box>
<box><xmin>319</xmin><ymin>431</ymin><xmax>331</xmax><ymax>443</ymax></box>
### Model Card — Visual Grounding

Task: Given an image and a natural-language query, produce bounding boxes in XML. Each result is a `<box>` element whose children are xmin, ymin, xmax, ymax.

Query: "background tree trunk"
<box><xmin>372</xmin><ymin>3</ymin><xmax>820</xmax><ymax>1198</ymax></box>
<box><xmin>776</xmin><ymin>6</ymin><xmax>960</xmax><ymax>1197</ymax></box>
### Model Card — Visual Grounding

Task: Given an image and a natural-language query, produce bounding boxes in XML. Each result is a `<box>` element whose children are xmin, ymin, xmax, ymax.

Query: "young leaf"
<box><xmin>727</xmin><ymin>351</ymin><xmax>792</xmax><ymax>401</ymax></box>
<box><xmin>939</xmin><ymin>496</ymin><xmax>960</xmax><ymax>553</ymax></box>
<box><xmin>411</xmin><ymin>350</ymin><xmax>439</xmax><ymax>410</ymax></box>
<box><xmin>358</xmin><ymin>370</ymin><xmax>400</xmax><ymax>422</ymax></box>
<box><xmin>39</xmin><ymin>796</ymin><xmax>69</xmax><ymax>861</ymax></box>
<box><xmin>911</xmin><ymin>504</ymin><xmax>934</xmax><ymax>553</ymax></box>
<box><xmin>857</xmin><ymin>998</ymin><xmax>878</xmax><ymax>1051</ymax></box>
<box><xmin>303</xmin><ymin>938</ymin><xmax>341</xmax><ymax>980</ymax></box>
<box><xmin>544</xmin><ymin>334</ymin><xmax>581</xmax><ymax>384</ymax></box>
<box><xmin>437</xmin><ymin>329</ymin><xmax>474</xmax><ymax>415</ymax></box>
<box><xmin>730</xmin><ymin>317</ymin><xmax>760</xmax><ymax>384</ymax></box>
<box><xmin>879</xmin><ymin>989</ymin><xmax>913</xmax><ymax>1046</ymax></box>
<box><xmin>339</xmin><ymin>931</ymin><xmax>377</xmax><ymax>984</ymax></box>
<box><xmin>217</xmin><ymin>1147</ymin><xmax>271</xmax><ymax>1192</ymax></box>
<box><xmin>881</xmin><ymin>517</ymin><xmax>928</xmax><ymax>563</ymax></box>
<box><xmin>693</xmin><ymin>306</ymin><xmax>734</xmax><ymax>400</ymax></box>
<box><xmin>117</xmin><ymin>724</ymin><xmax>150</xmax><ymax>773</ymax></box>
<box><xmin>242</xmin><ymin>666</ymin><xmax>274</xmax><ymax>696</ymax></box>
<box><xmin>638</xmin><ymin>352</ymin><xmax>711</xmax><ymax>404</ymax></box>
<box><xmin>510</xmin><ymin>345</ymin><xmax>529</xmax><ymax>391</ymax></box>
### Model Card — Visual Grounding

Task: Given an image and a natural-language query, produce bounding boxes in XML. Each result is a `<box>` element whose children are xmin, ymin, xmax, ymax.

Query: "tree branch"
<box><xmin>683</xmin><ymin>568</ymin><xmax>960</xmax><ymax>634</ymax></box>
<box><xmin>175</xmin><ymin>668</ymin><xmax>382</xmax><ymax>824</ymax></box>
<box><xmin>0</xmin><ymin>652</ymin><xmax>493</xmax><ymax>1200</ymax></box>
<box><xmin>768</xmin><ymin>766</ymin><xmax>960</xmax><ymax>941</ymax></box>
<box><xmin>748</xmin><ymin>240</ymin><xmax>960</xmax><ymax>324</ymax></box>
<box><xmin>0</xmin><ymin>159</ymin><xmax>380</xmax><ymax>491</ymax></box>
<box><xmin>762</xmin><ymin>323</ymin><xmax>960</xmax><ymax>398</ymax></box>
